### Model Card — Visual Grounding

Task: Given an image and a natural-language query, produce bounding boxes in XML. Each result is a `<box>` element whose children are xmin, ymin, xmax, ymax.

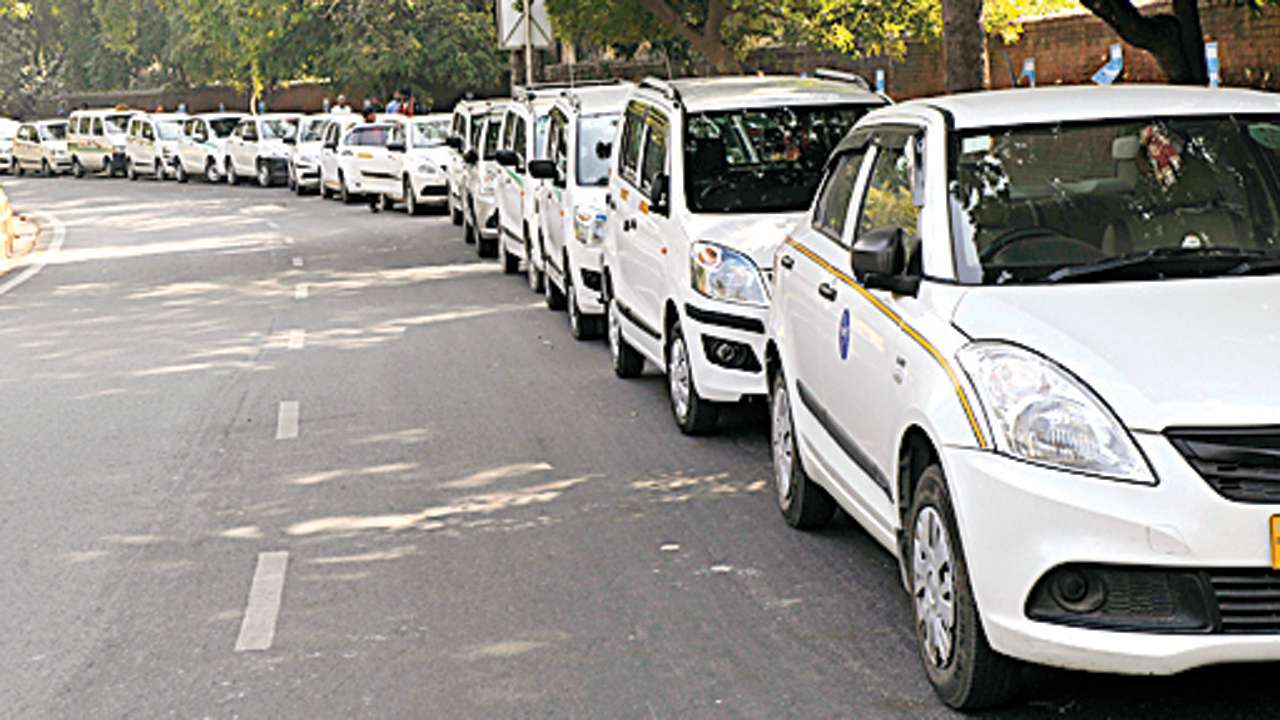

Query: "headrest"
<box><xmin>1112</xmin><ymin>135</ymin><xmax>1139</xmax><ymax>161</ymax></box>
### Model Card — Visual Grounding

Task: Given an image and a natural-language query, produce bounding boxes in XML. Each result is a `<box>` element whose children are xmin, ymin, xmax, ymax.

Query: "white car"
<box><xmin>318</xmin><ymin>115</ymin><xmax>366</xmax><ymax>201</ymax></box>
<box><xmin>289</xmin><ymin>113</ymin><xmax>356</xmax><ymax>194</ymax></box>
<box><xmin>11</xmin><ymin>120</ymin><xmax>70</xmax><ymax>176</ymax></box>
<box><xmin>447</xmin><ymin>100</ymin><xmax>489</xmax><ymax>227</ymax></box>
<box><xmin>378</xmin><ymin>113</ymin><xmax>453</xmax><ymax>215</ymax></box>
<box><xmin>0</xmin><ymin>118</ymin><xmax>17</xmax><ymax>174</ymax></box>
<box><xmin>224</xmin><ymin>113</ymin><xmax>300</xmax><ymax>187</ymax></box>
<box><xmin>335</xmin><ymin>122</ymin><xmax>407</xmax><ymax>207</ymax></box>
<box><xmin>602</xmin><ymin>75</ymin><xmax>886</xmax><ymax>434</ymax></box>
<box><xmin>125</xmin><ymin>113</ymin><xmax>188</xmax><ymax>181</ymax></box>
<box><xmin>526</xmin><ymin>83</ymin><xmax>632</xmax><ymax>339</ymax></box>
<box><xmin>492</xmin><ymin>89</ymin><xmax>558</xmax><ymax>275</ymax></box>
<box><xmin>767</xmin><ymin>85</ymin><xmax>1280</xmax><ymax>710</ymax></box>
<box><xmin>175</xmin><ymin>113</ymin><xmax>245</xmax><ymax>183</ymax></box>
<box><xmin>460</xmin><ymin>103</ymin><xmax>510</xmax><ymax>257</ymax></box>
<box><xmin>67</xmin><ymin>108</ymin><xmax>136</xmax><ymax>177</ymax></box>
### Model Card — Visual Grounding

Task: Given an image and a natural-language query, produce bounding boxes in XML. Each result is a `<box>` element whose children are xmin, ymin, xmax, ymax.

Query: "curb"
<box><xmin>0</xmin><ymin>213</ymin><xmax>39</xmax><ymax>280</ymax></box>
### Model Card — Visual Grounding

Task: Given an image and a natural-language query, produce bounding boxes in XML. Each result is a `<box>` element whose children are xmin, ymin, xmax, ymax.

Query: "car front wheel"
<box><xmin>909</xmin><ymin>464</ymin><xmax>1021</xmax><ymax>711</ymax></box>
<box><xmin>607</xmin><ymin>297</ymin><xmax>644</xmax><ymax>379</ymax></box>
<box><xmin>770</xmin><ymin>369</ymin><xmax>836</xmax><ymax>528</ymax></box>
<box><xmin>666</xmin><ymin>323</ymin><xmax>719</xmax><ymax>435</ymax></box>
<box><xmin>525</xmin><ymin>235</ymin><xmax>544</xmax><ymax>293</ymax></box>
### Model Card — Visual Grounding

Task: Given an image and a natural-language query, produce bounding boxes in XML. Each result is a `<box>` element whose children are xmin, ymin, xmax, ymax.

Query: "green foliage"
<box><xmin>985</xmin><ymin>0</ymin><xmax>1081</xmax><ymax>44</ymax></box>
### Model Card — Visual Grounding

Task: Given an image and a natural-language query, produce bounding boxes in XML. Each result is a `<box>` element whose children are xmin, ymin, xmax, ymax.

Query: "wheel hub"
<box><xmin>912</xmin><ymin>506</ymin><xmax>957</xmax><ymax>669</ymax></box>
<box><xmin>771</xmin><ymin>385</ymin><xmax>794</xmax><ymax>506</ymax></box>
<box><xmin>668</xmin><ymin>336</ymin><xmax>691</xmax><ymax>420</ymax></box>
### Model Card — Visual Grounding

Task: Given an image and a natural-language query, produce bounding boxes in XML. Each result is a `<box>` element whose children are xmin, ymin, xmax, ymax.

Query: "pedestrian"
<box><xmin>333</xmin><ymin>94</ymin><xmax>351</xmax><ymax>113</ymax></box>
<box><xmin>385</xmin><ymin>91</ymin><xmax>403</xmax><ymax>115</ymax></box>
<box><xmin>177</xmin><ymin>102</ymin><xmax>188</xmax><ymax>114</ymax></box>
<box><xmin>323</xmin><ymin>97</ymin><xmax>331</xmax><ymax>113</ymax></box>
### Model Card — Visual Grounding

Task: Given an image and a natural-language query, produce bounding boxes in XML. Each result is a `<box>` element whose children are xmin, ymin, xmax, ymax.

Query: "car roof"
<box><xmin>558</xmin><ymin>83</ymin><xmax>635</xmax><ymax>114</ymax></box>
<box><xmin>195</xmin><ymin>112</ymin><xmax>246</xmax><ymax>121</ymax></box>
<box><xmin>891</xmin><ymin>85</ymin><xmax>1280</xmax><ymax>130</ymax></box>
<box><xmin>70</xmin><ymin>108</ymin><xmax>137</xmax><ymax>117</ymax></box>
<box><xmin>640</xmin><ymin>75</ymin><xmax>885</xmax><ymax>112</ymax></box>
<box><xmin>148</xmin><ymin>113</ymin><xmax>188</xmax><ymax>122</ymax></box>
<box><xmin>36</xmin><ymin>119</ymin><xmax>67</xmax><ymax>126</ymax></box>
<box><xmin>412</xmin><ymin>113</ymin><xmax>450</xmax><ymax>123</ymax></box>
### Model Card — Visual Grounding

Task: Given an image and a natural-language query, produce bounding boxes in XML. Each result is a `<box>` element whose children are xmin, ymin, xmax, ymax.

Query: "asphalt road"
<box><xmin>0</xmin><ymin>173</ymin><xmax>1275</xmax><ymax>719</ymax></box>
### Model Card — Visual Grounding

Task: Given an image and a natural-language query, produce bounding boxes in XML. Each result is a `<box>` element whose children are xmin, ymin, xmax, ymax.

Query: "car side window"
<box><xmin>855</xmin><ymin>132</ymin><xmax>924</xmax><ymax>271</ymax></box>
<box><xmin>812</xmin><ymin>147</ymin><xmax>868</xmax><ymax>248</ymax></box>
<box><xmin>93</xmin><ymin>118</ymin><xmax>103</xmax><ymax>136</ymax></box>
<box><xmin>243</xmin><ymin>123</ymin><xmax>258</xmax><ymax>142</ymax></box>
<box><xmin>512</xmin><ymin>116</ymin><xmax>527</xmax><ymax>166</ymax></box>
<box><xmin>618</xmin><ymin>102</ymin><xmax>646</xmax><ymax>185</ymax></box>
<box><xmin>549</xmin><ymin>109</ymin><xmax>568</xmax><ymax>181</ymax></box>
<box><xmin>142</xmin><ymin>123</ymin><xmax>154</xmax><ymax>141</ymax></box>
<box><xmin>638</xmin><ymin>111</ymin><xmax>669</xmax><ymax>199</ymax></box>
<box><xmin>501</xmin><ymin>111</ymin><xmax>518</xmax><ymax>151</ymax></box>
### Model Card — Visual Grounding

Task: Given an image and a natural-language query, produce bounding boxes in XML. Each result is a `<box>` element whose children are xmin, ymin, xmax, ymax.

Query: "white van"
<box><xmin>372</xmin><ymin>113</ymin><xmax>452</xmax><ymax>214</ymax></box>
<box><xmin>11</xmin><ymin>120</ymin><xmax>70</xmax><ymax>176</ymax></box>
<box><xmin>125</xmin><ymin>113</ymin><xmax>188</xmax><ymax>180</ymax></box>
<box><xmin>175</xmin><ymin>113</ymin><xmax>246</xmax><ymax>183</ymax></box>
<box><xmin>317</xmin><ymin>115</ymin><xmax>367</xmax><ymax>201</ymax></box>
<box><xmin>67</xmin><ymin>108</ymin><xmax>136</xmax><ymax>177</ymax></box>
<box><xmin>0</xmin><ymin>118</ymin><xmax>17</xmax><ymax>174</ymax></box>
<box><xmin>224</xmin><ymin>114</ymin><xmax>300</xmax><ymax>187</ymax></box>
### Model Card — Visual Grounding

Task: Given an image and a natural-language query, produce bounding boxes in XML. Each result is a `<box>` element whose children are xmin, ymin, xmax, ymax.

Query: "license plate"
<box><xmin>1272</xmin><ymin>516</ymin><xmax>1280</xmax><ymax>570</ymax></box>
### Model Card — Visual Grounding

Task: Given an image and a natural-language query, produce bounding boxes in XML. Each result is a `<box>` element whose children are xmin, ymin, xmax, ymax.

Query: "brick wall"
<box><xmin>543</xmin><ymin>1</ymin><xmax>1280</xmax><ymax>99</ymax></box>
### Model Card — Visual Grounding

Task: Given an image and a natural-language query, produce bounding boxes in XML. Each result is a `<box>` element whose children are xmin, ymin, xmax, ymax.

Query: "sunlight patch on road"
<box><xmin>439</xmin><ymin>462</ymin><xmax>554</xmax><ymax>491</ymax></box>
<box><xmin>286</xmin><ymin>462</ymin><xmax>420</xmax><ymax>487</ymax></box>
<box><xmin>307</xmin><ymin>545</ymin><xmax>417</xmax><ymax>565</ymax></box>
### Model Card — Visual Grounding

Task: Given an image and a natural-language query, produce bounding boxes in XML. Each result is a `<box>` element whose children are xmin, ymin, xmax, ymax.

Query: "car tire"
<box><xmin>462</xmin><ymin>205</ymin><xmax>476</xmax><ymax>245</ymax></box>
<box><xmin>770</xmin><ymin>369</ymin><xmax>837</xmax><ymax>529</ymax></box>
<box><xmin>379</xmin><ymin>192</ymin><xmax>394</xmax><ymax>213</ymax></box>
<box><xmin>42</xmin><ymin>159</ymin><xmax>52</xmax><ymax>177</ymax></box>
<box><xmin>154</xmin><ymin>160</ymin><xmax>164</xmax><ymax>180</ymax></box>
<box><xmin>525</xmin><ymin>234</ymin><xmax>544</xmax><ymax>294</ymax></box>
<box><xmin>226</xmin><ymin>159</ymin><xmax>239</xmax><ymax>186</ymax></box>
<box><xmin>175</xmin><ymin>161</ymin><xmax>188</xmax><ymax>183</ymax></box>
<box><xmin>320</xmin><ymin>180</ymin><xmax>332</xmax><ymax>200</ymax></box>
<box><xmin>205</xmin><ymin>159</ymin><xmax>220</xmax><ymax>184</ymax></box>
<box><xmin>72</xmin><ymin>158</ymin><xmax>84</xmax><ymax>178</ymax></box>
<box><xmin>257</xmin><ymin>161</ymin><xmax>272</xmax><ymax>188</ymax></box>
<box><xmin>607</xmin><ymin>296</ymin><xmax>644</xmax><ymax>379</ymax></box>
<box><xmin>404</xmin><ymin>179</ymin><xmax>422</xmax><ymax>216</ymax></box>
<box><xmin>450</xmin><ymin>202</ymin><xmax>463</xmax><ymax>226</ymax></box>
<box><xmin>500</xmin><ymin>233</ymin><xmax>519</xmax><ymax>275</ymax></box>
<box><xmin>127</xmin><ymin>159</ymin><xmax>138</xmax><ymax>181</ymax></box>
<box><xmin>543</xmin><ymin>264</ymin><xmax>566</xmax><ymax>311</ymax></box>
<box><xmin>15</xmin><ymin>160</ymin><xmax>24</xmax><ymax>177</ymax></box>
<box><xmin>339</xmin><ymin>174</ymin><xmax>353</xmax><ymax>204</ymax></box>
<box><xmin>666</xmin><ymin>322</ymin><xmax>719</xmax><ymax>435</ymax></box>
<box><xmin>909</xmin><ymin>464</ymin><xmax>1022</xmax><ymax>711</ymax></box>
<box><xmin>567</xmin><ymin>266</ymin><xmax>601</xmax><ymax>340</ymax></box>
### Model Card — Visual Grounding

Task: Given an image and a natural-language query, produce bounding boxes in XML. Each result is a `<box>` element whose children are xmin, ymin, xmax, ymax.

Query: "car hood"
<box><xmin>45</xmin><ymin>140</ymin><xmax>69</xmax><ymax>152</ymax></box>
<box><xmin>406</xmin><ymin>146</ymin><xmax>450</xmax><ymax>167</ymax></box>
<box><xmin>952</xmin><ymin>277</ymin><xmax>1280</xmax><ymax>431</ymax></box>
<box><xmin>684</xmin><ymin>211</ymin><xmax>805</xmax><ymax>269</ymax></box>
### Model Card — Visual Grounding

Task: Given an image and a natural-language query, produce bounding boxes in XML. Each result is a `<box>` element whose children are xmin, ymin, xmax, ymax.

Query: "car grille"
<box><xmin>1166</xmin><ymin>427</ymin><xmax>1280</xmax><ymax>503</ymax></box>
<box><xmin>1208</xmin><ymin>570</ymin><xmax>1280</xmax><ymax>633</ymax></box>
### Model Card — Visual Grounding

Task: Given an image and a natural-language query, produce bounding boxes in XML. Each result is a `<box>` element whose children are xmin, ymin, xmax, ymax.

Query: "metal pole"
<box><xmin>524</xmin><ymin>0</ymin><xmax>533</xmax><ymax>87</ymax></box>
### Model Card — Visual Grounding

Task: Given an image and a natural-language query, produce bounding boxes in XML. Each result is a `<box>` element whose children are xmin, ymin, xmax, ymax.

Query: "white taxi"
<box><xmin>0</xmin><ymin>118</ymin><xmax>17</xmax><ymax>174</ymax></box>
<box><xmin>492</xmin><ymin>89</ymin><xmax>557</xmax><ymax>275</ymax></box>
<box><xmin>374</xmin><ymin>113</ymin><xmax>452</xmax><ymax>214</ymax></box>
<box><xmin>461</xmin><ymin>103</ymin><xmax>510</xmax><ymax>257</ymax></box>
<box><xmin>528</xmin><ymin>83</ymin><xmax>632</xmax><ymax>339</ymax></box>
<box><xmin>318</xmin><ymin>115</ymin><xmax>364</xmax><ymax>200</ymax></box>
<box><xmin>338</xmin><ymin>122</ymin><xmax>406</xmax><ymax>208</ymax></box>
<box><xmin>289</xmin><ymin>114</ymin><xmax>356</xmax><ymax>194</ymax></box>
<box><xmin>767</xmin><ymin>86</ymin><xmax>1280</xmax><ymax>710</ymax></box>
<box><xmin>68</xmin><ymin>108</ymin><xmax>136</xmax><ymax>177</ymax></box>
<box><xmin>446</xmin><ymin>100</ymin><xmax>489</xmax><ymax>227</ymax></box>
<box><xmin>175</xmin><ymin>113</ymin><xmax>246</xmax><ymax>183</ymax></box>
<box><xmin>11</xmin><ymin>120</ymin><xmax>71</xmax><ymax>176</ymax></box>
<box><xmin>602</xmin><ymin>75</ymin><xmax>886</xmax><ymax>434</ymax></box>
<box><xmin>125</xmin><ymin>113</ymin><xmax>188</xmax><ymax>180</ymax></box>
<box><xmin>224</xmin><ymin>113</ymin><xmax>300</xmax><ymax>187</ymax></box>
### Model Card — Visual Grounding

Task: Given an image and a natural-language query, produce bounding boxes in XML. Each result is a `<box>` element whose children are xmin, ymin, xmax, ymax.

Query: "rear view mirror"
<box><xmin>528</xmin><ymin>159</ymin><xmax>557</xmax><ymax>180</ymax></box>
<box><xmin>446</xmin><ymin>135</ymin><xmax>463</xmax><ymax>150</ymax></box>
<box><xmin>463</xmin><ymin>149</ymin><xmax>479</xmax><ymax>165</ymax></box>
<box><xmin>852</xmin><ymin>227</ymin><xmax>919</xmax><ymax>296</ymax></box>
<box><xmin>494</xmin><ymin>149</ymin><xmax>518</xmax><ymax>167</ymax></box>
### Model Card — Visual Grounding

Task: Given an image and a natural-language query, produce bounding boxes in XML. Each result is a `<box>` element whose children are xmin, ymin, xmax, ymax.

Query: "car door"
<box><xmin>609</xmin><ymin>102</ymin><xmax>650</xmax><ymax>326</ymax></box>
<box><xmin>238</xmin><ymin>121</ymin><xmax>260</xmax><ymax>173</ymax></box>
<box><xmin>495</xmin><ymin>109</ymin><xmax>522</xmax><ymax>239</ymax></box>
<box><xmin>541</xmin><ymin>109</ymin><xmax>570</xmax><ymax>278</ymax></box>
<box><xmin>628</xmin><ymin>107</ymin><xmax>673</xmax><ymax>338</ymax></box>
<box><xmin>14</xmin><ymin>125</ymin><xmax>33</xmax><ymax>167</ymax></box>
<box><xmin>141</xmin><ymin>121</ymin><xmax>158</xmax><ymax>168</ymax></box>
<box><xmin>819</xmin><ymin>127</ymin><xmax>925</xmax><ymax>524</ymax></box>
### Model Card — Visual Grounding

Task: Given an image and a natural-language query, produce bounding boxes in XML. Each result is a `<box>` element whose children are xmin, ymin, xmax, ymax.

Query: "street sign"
<box><xmin>1206</xmin><ymin>42</ymin><xmax>1220</xmax><ymax>88</ymax></box>
<box><xmin>497</xmin><ymin>0</ymin><xmax>552</xmax><ymax>50</ymax></box>
<box><xmin>1091</xmin><ymin>44</ymin><xmax>1123</xmax><ymax>85</ymax></box>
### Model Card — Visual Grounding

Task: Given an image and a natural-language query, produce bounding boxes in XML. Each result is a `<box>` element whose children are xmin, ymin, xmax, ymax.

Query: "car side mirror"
<box><xmin>387</xmin><ymin>140</ymin><xmax>406</xmax><ymax>153</ymax></box>
<box><xmin>446</xmin><ymin>135</ymin><xmax>463</xmax><ymax>150</ymax></box>
<box><xmin>851</xmin><ymin>227</ymin><xmax>920</xmax><ymax>296</ymax></box>
<box><xmin>463</xmin><ymin>149</ymin><xmax>479</xmax><ymax>165</ymax></box>
<box><xmin>595</xmin><ymin>141</ymin><xmax>612</xmax><ymax>160</ymax></box>
<box><xmin>651</xmin><ymin>174</ymin><xmax>670</xmax><ymax>216</ymax></box>
<box><xmin>494</xmin><ymin>149</ymin><xmax>518</xmax><ymax>167</ymax></box>
<box><xmin>527</xmin><ymin>159</ymin><xmax>556</xmax><ymax>180</ymax></box>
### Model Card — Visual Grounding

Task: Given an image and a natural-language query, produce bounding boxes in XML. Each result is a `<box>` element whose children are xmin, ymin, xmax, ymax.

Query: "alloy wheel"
<box><xmin>772</xmin><ymin>383</ymin><xmax>794</xmax><ymax>509</ymax></box>
<box><xmin>913</xmin><ymin>506</ymin><xmax>957</xmax><ymax>670</ymax></box>
<box><xmin>668</xmin><ymin>335</ymin><xmax>692</xmax><ymax>422</ymax></box>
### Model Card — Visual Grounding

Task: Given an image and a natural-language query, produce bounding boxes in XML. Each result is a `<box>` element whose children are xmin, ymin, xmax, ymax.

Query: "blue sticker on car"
<box><xmin>838</xmin><ymin>308</ymin><xmax>851</xmax><ymax>360</ymax></box>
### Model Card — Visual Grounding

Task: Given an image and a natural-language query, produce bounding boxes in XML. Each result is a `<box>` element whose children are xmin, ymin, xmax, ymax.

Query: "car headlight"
<box><xmin>689</xmin><ymin>241</ymin><xmax>769</xmax><ymax>307</ymax></box>
<box><xmin>573</xmin><ymin>207</ymin><xmax>607</xmax><ymax>245</ymax></box>
<box><xmin>956</xmin><ymin>342</ymin><xmax>1153</xmax><ymax>483</ymax></box>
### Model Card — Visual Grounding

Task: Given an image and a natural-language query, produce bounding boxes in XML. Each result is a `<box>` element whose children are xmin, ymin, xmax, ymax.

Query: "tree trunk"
<box><xmin>632</xmin><ymin>0</ymin><xmax>740</xmax><ymax>73</ymax></box>
<box><xmin>941</xmin><ymin>0</ymin><xmax>988</xmax><ymax>92</ymax></box>
<box><xmin>1080</xmin><ymin>0</ymin><xmax>1207</xmax><ymax>84</ymax></box>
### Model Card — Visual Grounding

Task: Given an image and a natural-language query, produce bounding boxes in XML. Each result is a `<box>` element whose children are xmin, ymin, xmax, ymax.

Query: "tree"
<box><xmin>942</xmin><ymin>0</ymin><xmax>987</xmax><ymax>92</ymax></box>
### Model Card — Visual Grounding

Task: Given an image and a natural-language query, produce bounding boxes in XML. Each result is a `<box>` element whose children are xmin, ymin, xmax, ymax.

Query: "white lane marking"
<box><xmin>0</xmin><ymin>210</ymin><xmax>67</xmax><ymax>297</ymax></box>
<box><xmin>294</xmin><ymin>283</ymin><xmax>308</xmax><ymax>300</ymax></box>
<box><xmin>291</xmin><ymin>257</ymin><xmax>303</xmax><ymax>268</ymax></box>
<box><xmin>235</xmin><ymin>551</ymin><xmax>289</xmax><ymax>652</ymax></box>
<box><xmin>283</xmin><ymin>237</ymin><xmax>295</xmax><ymax>245</ymax></box>
<box><xmin>276</xmin><ymin>401</ymin><xmax>299</xmax><ymax>440</ymax></box>
<box><xmin>287</xmin><ymin>329</ymin><xmax>305</xmax><ymax>350</ymax></box>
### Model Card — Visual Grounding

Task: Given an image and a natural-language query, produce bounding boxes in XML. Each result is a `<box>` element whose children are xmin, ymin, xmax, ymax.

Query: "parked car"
<box><xmin>767</xmin><ymin>85</ymin><xmax>1280</xmax><ymax>710</ymax></box>
<box><xmin>377</xmin><ymin>113</ymin><xmax>453</xmax><ymax>215</ymax></box>
<box><xmin>491</xmin><ymin>88</ymin><xmax>559</xmax><ymax>274</ymax></box>
<box><xmin>446</xmin><ymin>100</ymin><xmax>491</xmax><ymax>229</ymax></box>
<box><xmin>67</xmin><ymin>108</ymin><xmax>136</xmax><ymax>177</ymax></box>
<box><xmin>289</xmin><ymin>113</ymin><xmax>356</xmax><ymax>194</ymax></box>
<box><xmin>224</xmin><ymin>113</ymin><xmax>300</xmax><ymax>187</ymax></box>
<box><xmin>11</xmin><ymin>120</ymin><xmax>71</xmax><ymax>176</ymax></box>
<box><xmin>527</xmin><ymin>83</ymin><xmax>633</xmax><ymax>338</ymax></box>
<box><xmin>0</xmin><ymin>118</ymin><xmax>17</xmax><ymax>174</ymax></box>
<box><xmin>125</xmin><ymin>113</ymin><xmax>188</xmax><ymax>181</ymax></box>
<box><xmin>336</xmin><ymin>122</ymin><xmax>406</xmax><ymax>207</ymax></box>
<box><xmin>175</xmin><ymin>113</ymin><xmax>245</xmax><ymax>183</ymax></box>
<box><xmin>318</xmin><ymin>115</ymin><xmax>366</xmax><ymax>201</ymax></box>
<box><xmin>460</xmin><ymin>102</ymin><xmax>510</xmax><ymax>257</ymax></box>
<box><xmin>601</xmin><ymin>74</ymin><xmax>886</xmax><ymax>434</ymax></box>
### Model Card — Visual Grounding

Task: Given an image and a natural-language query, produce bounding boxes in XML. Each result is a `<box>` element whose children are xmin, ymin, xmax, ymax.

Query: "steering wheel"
<box><xmin>980</xmin><ymin>226</ymin><xmax>1099</xmax><ymax>262</ymax></box>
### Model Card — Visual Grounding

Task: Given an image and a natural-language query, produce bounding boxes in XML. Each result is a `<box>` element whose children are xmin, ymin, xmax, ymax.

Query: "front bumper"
<box><xmin>567</xmin><ymin>244</ymin><xmax>605</xmax><ymax>314</ymax></box>
<box><xmin>679</xmin><ymin>300</ymin><xmax>768</xmax><ymax>402</ymax></box>
<box><xmin>409</xmin><ymin>172</ymin><xmax>449</xmax><ymax>204</ymax></box>
<box><xmin>262</xmin><ymin>157</ymin><xmax>290</xmax><ymax>180</ymax></box>
<box><xmin>294</xmin><ymin>161</ymin><xmax>320</xmax><ymax>188</ymax></box>
<box><xmin>946</xmin><ymin>433</ymin><xmax>1280</xmax><ymax>675</ymax></box>
<box><xmin>474</xmin><ymin>194</ymin><xmax>499</xmax><ymax>240</ymax></box>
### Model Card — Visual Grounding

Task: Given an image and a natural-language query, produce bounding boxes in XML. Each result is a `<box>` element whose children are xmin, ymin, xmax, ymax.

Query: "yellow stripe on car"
<box><xmin>784</xmin><ymin>237</ymin><xmax>989</xmax><ymax>449</ymax></box>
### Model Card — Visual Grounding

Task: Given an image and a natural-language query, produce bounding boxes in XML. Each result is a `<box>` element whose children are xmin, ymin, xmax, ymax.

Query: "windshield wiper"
<box><xmin>1045</xmin><ymin>247</ymin><xmax>1270</xmax><ymax>283</ymax></box>
<box><xmin>1226</xmin><ymin>255</ymin><xmax>1280</xmax><ymax>276</ymax></box>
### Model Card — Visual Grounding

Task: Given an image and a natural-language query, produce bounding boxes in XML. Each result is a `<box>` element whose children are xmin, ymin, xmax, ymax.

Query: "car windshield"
<box><xmin>40</xmin><ymin>123</ymin><xmax>67</xmax><ymax>140</ymax></box>
<box><xmin>156</xmin><ymin>120</ymin><xmax>182</xmax><ymax>140</ymax></box>
<box><xmin>684</xmin><ymin>104</ymin><xmax>869</xmax><ymax>213</ymax></box>
<box><xmin>104</xmin><ymin>114</ymin><xmax>132</xmax><ymax>134</ymax></box>
<box><xmin>951</xmin><ymin>115</ymin><xmax>1280</xmax><ymax>285</ymax></box>
<box><xmin>298</xmin><ymin>119</ymin><xmax>327</xmax><ymax>143</ymax></box>
<box><xmin>577</xmin><ymin>113</ymin><xmax>618</xmax><ymax>187</ymax></box>
<box><xmin>483</xmin><ymin>117</ymin><xmax>501</xmax><ymax>159</ymax></box>
<box><xmin>534</xmin><ymin>114</ymin><xmax>550</xmax><ymax>159</ymax></box>
<box><xmin>209</xmin><ymin>118</ymin><xmax>239</xmax><ymax>138</ymax></box>
<box><xmin>261</xmin><ymin>119</ymin><xmax>296</xmax><ymax>140</ymax></box>
<box><xmin>411</xmin><ymin>118</ymin><xmax>449</xmax><ymax>147</ymax></box>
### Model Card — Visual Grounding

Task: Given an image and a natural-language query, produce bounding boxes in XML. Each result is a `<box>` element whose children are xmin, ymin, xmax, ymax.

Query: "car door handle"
<box><xmin>817</xmin><ymin>282</ymin><xmax>838</xmax><ymax>301</ymax></box>
<box><xmin>779</xmin><ymin>255</ymin><xmax>794</xmax><ymax>270</ymax></box>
